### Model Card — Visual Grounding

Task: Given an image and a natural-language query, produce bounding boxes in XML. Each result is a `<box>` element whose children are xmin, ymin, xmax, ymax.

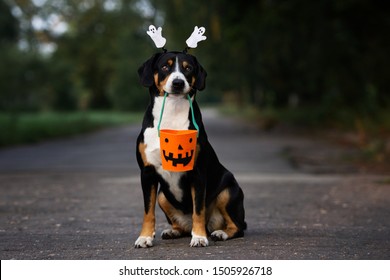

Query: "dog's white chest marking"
<box><xmin>143</xmin><ymin>95</ymin><xmax>190</xmax><ymax>201</ymax></box>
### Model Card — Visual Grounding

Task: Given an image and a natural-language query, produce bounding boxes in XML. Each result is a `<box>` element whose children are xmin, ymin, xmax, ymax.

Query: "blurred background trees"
<box><xmin>1</xmin><ymin>0</ymin><xmax>389</xmax><ymax>123</ymax></box>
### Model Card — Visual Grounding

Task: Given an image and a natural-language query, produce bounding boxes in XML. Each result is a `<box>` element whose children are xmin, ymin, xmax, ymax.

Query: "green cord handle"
<box><xmin>157</xmin><ymin>92</ymin><xmax>168</xmax><ymax>137</ymax></box>
<box><xmin>157</xmin><ymin>92</ymin><xmax>199</xmax><ymax>137</ymax></box>
<box><xmin>187</xmin><ymin>94</ymin><xmax>200</xmax><ymax>136</ymax></box>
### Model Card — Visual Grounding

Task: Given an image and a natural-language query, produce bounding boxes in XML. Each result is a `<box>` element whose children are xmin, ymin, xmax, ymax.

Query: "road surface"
<box><xmin>0</xmin><ymin>109</ymin><xmax>389</xmax><ymax>259</ymax></box>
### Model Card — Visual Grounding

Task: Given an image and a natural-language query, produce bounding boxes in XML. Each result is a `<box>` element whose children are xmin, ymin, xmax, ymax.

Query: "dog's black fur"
<box><xmin>135</xmin><ymin>51</ymin><xmax>246</xmax><ymax>248</ymax></box>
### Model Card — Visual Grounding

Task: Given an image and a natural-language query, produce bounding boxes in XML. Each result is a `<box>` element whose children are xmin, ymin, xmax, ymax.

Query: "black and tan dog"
<box><xmin>135</xmin><ymin>51</ymin><xmax>246</xmax><ymax>248</ymax></box>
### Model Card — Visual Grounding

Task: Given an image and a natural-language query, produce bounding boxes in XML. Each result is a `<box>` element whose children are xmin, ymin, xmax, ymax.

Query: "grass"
<box><xmin>0</xmin><ymin>111</ymin><xmax>143</xmax><ymax>147</ymax></box>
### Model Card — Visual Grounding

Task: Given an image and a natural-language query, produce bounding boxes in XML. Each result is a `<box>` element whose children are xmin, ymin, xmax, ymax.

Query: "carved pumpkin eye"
<box><xmin>189</xmin><ymin>138</ymin><xmax>193</xmax><ymax>143</ymax></box>
<box><xmin>165</xmin><ymin>138</ymin><xmax>169</xmax><ymax>143</ymax></box>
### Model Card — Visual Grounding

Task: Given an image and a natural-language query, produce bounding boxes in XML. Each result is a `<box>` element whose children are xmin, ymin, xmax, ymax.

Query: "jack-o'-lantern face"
<box><xmin>160</xmin><ymin>129</ymin><xmax>197</xmax><ymax>171</ymax></box>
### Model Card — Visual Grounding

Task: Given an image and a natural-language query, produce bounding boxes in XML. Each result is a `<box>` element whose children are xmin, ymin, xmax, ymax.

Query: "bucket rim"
<box><xmin>160</xmin><ymin>129</ymin><xmax>198</xmax><ymax>136</ymax></box>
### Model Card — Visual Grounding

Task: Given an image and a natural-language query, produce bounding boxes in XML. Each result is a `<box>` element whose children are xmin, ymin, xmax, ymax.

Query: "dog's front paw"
<box><xmin>161</xmin><ymin>229</ymin><xmax>182</xmax><ymax>239</ymax></box>
<box><xmin>210</xmin><ymin>230</ymin><xmax>229</xmax><ymax>241</ymax></box>
<box><xmin>134</xmin><ymin>236</ymin><xmax>154</xmax><ymax>248</ymax></box>
<box><xmin>190</xmin><ymin>233</ymin><xmax>209</xmax><ymax>247</ymax></box>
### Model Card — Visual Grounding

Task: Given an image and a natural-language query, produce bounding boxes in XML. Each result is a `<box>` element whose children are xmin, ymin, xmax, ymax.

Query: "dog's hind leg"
<box><xmin>158</xmin><ymin>192</ymin><xmax>192</xmax><ymax>239</ymax></box>
<box><xmin>210</xmin><ymin>186</ymin><xmax>246</xmax><ymax>241</ymax></box>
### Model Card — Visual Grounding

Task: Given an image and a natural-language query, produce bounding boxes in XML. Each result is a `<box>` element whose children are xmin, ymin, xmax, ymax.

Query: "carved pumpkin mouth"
<box><xmin>163</xmin><ymin>150</ymin><xmax>194</xmax><ymax>167</ymax></box>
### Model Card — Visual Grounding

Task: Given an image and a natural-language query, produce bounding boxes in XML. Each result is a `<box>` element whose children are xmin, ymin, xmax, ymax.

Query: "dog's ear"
<box><xmin>194</xmin><ymin>58</ymin><xmax>207</xmax><ymax>91</ymax></box>
<box><xmin>138</xmin><ymin>53</ymin><xmax>161</xmax><ymax>87</ymax></box>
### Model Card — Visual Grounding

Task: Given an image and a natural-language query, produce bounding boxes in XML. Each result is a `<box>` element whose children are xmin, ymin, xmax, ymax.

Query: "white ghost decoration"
<box><xmin>186</xmin><ymin>26</ymin><xmax>207</xmax><ymax>48</ymax></box>
<box><xmin>146</xmin><ymin>25</ymin><xmax>166</xmax><ymax>48</ymax></box>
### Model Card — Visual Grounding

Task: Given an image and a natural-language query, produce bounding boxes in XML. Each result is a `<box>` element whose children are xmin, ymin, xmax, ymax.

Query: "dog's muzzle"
<box><xmin>171</xmin><ymin>78</ymin><xmax>185</xmax><ymax>93</ymax></box>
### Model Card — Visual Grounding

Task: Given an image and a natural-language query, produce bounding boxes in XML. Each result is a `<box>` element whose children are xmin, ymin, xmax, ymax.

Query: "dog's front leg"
<box><xmin>135</xmin><ymin>166</ymin><xmax>158</xmax><ymax>248</ymax></box>
<box><xmin>190</xmin><ymin>182</ymin><xmax>208</xmax><ymax>247</ymax></box>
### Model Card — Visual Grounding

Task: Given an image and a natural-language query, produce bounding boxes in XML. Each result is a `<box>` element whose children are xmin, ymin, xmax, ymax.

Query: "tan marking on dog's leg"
<box><xmin>135</xmin><ymin>184</ymin><xmax>157</xmax><ymax>247</ymax></box>
<box><xmin>212</xmin><ymin>189</ymin><xmax>239</xmax><ymax>239</ymax></box>
<box><xmin>190</xmin><ymin>186</ymin><xmax>208</xmax><ymax>247</ymax></box>
<box><xmin>139</xmin><ymin>184</ymin><xmax>157</xmax><ymax>237</ymax></box>
<box><xmin>158</xmin><ymin>192</ymin><xmax>191</xmax><ymax>238</ymax></box>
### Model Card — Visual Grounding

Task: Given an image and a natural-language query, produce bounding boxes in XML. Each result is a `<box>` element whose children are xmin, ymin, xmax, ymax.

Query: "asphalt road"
<box><xmin>0</xmin><ymin>109</ymin><xmax>389</xmax><ymax>259</ymax></box>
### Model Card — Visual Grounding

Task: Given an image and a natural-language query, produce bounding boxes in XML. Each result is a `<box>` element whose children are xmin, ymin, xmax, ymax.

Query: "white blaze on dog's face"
<box><xmin>163</xmin><ymin>57</ymin><xmax>191</xmax><ymax>94</ymax></box>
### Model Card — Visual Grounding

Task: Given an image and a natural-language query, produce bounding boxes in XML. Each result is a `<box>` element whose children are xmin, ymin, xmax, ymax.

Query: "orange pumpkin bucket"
<box><xmin>158</xmin><ymin>93</ymin><xmax>199</xmax><ymax>172</ymax></box>
<box><xmin>159</xmin><ymin>129</ymin><xmax>197</xmax><ymax>171</ymax></box>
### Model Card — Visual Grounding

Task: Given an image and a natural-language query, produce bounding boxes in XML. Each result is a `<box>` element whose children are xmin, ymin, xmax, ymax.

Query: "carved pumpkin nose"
<box><xmin>178</xmin><ymin>144</ymin><xmax>184</xmax><ymax>150</ymax></box>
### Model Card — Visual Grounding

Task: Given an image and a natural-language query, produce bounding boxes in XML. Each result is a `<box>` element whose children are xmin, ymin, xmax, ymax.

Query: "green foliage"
<box><xmin>0</xmin><ymin>111</ymin><xmax>142</xmax><ymax>146</ymax></box>
<box><xmin>1</xmin><ymin>0</ymin><xmax>155</xmax><ymax>112</ymax></box>
<box><xmin>1</xmin><ymin>0</ymin><xmax>389</xmax><ymax>122</ymax></box>
<box><xmin>50</xmin><ymin>1</ymin><xmax>153</xmax><ymax>110</ymax></box>
<box><xmin>107</xmin><ymin>20</ymin><xmax>150</xmax><ymax>111</ymax></box>
<box><xmin>0</xmin><ymin>46</ymin><xmax>49</xmax><ymax>111</ymax></box>
<box><xmin>158</xmin><ymin>0</ymin><xmax>390</xmax><ymax>117</ymax></box>
<box><xmin>0</xmin><ymin>0</ymin><xmax>18</xmax><ymax>43</ymax></box>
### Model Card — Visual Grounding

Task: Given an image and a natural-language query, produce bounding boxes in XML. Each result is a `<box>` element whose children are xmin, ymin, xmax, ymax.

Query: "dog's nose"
<box><xmin>172</xmin><ymin>79</ymin><xmax>185</xmax><ymax>90</ymax></box>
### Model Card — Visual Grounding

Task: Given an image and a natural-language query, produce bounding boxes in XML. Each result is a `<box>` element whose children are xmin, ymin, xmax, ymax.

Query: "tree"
<box><xmin>0</xmin><ymin>0</ymin><xmax>18</xmax><ymax>44</ymax></box>
<box><xmin>45</xmin><ymin>0</ymin><xmax>158</xmax><ymax>110</ymax></box>
<box><xmin>0</xmin><ymin>0</ymin><xmax>49</xmax><ymax>111</ymax></box>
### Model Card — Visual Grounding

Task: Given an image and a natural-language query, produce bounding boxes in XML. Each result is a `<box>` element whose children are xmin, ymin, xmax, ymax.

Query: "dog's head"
<box><xmin>138</xmin><ymin>51</ymin><xmax>207</xmax><ymax>96</ymax></box>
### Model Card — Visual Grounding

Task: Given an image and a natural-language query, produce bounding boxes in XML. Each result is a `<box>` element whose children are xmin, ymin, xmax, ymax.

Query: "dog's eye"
<box><xmin>161</xmin><ymin>65</ymin><xmax>169</xmax><ymax>72</ymax></box>
<box><xmin>184</xmin><ymin>66</ymin><xmax>193</xmax><ymax>72</ymax></box>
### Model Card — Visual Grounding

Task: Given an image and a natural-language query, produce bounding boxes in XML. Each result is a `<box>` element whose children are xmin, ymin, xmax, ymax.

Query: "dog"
<box><xmin>135</xmin><ymin>51</ymin><xmax>246</xmax><ymax>248</ymax></box>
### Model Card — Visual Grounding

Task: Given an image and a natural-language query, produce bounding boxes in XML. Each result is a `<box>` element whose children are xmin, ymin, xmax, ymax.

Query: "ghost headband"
<box><xmin>146</xmin><ymin>25</ymin><xmax>207</xmax><ymax>52</ymax></box>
